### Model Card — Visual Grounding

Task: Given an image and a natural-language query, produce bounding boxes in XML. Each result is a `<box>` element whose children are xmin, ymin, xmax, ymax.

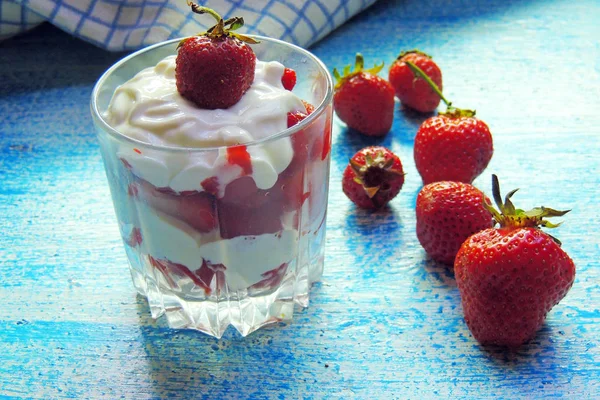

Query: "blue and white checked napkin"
<box><xmin>0</xmin><ymin>0</ymin><xmax>377</xmax><ymax>50</ymax></box>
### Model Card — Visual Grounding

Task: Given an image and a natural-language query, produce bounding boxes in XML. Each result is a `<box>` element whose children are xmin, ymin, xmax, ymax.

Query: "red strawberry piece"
<box><xmin>149</xmin><ymin>255</ymin><xmax>212</xmax><ymax>294</ymax></box>
<box><xmin>414</xmin><ymin>110</ymin><xmax>493</xmax><ymax>184</ymax></box>
<box><xmin>219</xmin><ymin>100</ymin><xmax>314</xmax><ymax>212</ymax></box>
<box><xmin>126</xmin><ymin>227</ymin><xmax>143</xmax><ymax>248</ymax></box>
<box><xmin>281</xmin><ymin>67</ymin><xmax>296</xmax><ymax>90</ymax></box>
<box><xmin>416</xmin><ymin>181</ymin><xmax>493</xmax><ymax>265</ymax></box>
<box><xmin>389</xmin><ymin>50</ymin><xmax>442</xmax><ymax>113</ymax></box>
<box><xmin>220</xmin><ymin>176</ymin><xmax>269</xmax><ymax>208</ymax></box>
<box><xmin>342</xmin><ymin>146</ymin><xmax>405</xmax><ymax>209</ymax></box>
<box><xmin>289</xmin><ymin>101</ymin><xmax>333</xmax><ymax>166</ymax></box>
<box><xmin>175</xmin><ymin>5</ymin><xmax>259</xmax><ymax>109</ymax></box>
<box><xmin>249</xmin><ymin>263</ymin><xmax>288</xmax><ymax>290</ymax></box>
<box><xmin>132</xmin><ymin>179</ymin><xmax>218</xmax><ymax>233</ymax></box>
<box><xmin>287</xmin><ymin>100</ymin><xmax>315</xmax><ymax>128</ymax></box>
<box><xmin>275</xmin><ymin>166</ymin><xmax>307</xmax><ymax>213</ymax></box>
<box><xmin>333</xmin><ymin>53</ymin><xmax>395</xmax><ymax>136</ymax></box>
<box><xmin>195</xmin><ymin>259</ymin><xmax>226</xmax><ymax>295</ymax></box>
<box><xmin>287</xmin><ymin>101</ymin><xmax>315</xmax><ymax>169</ymax></box>
<box><xmin>226</xmin><ymin>145</ymin><xmax>252</xmax><ymax>175</ymax></box>
<box><xmin>287</xmin><ymin>107</ymin><xmax>310</xmax><ymax>130</ymax></box>
<box><xmin>201</xmin><ymin>176</ymin><xmax>219</xmax><ymax>196</ymax></box>
<box><xmin>320</xmin><ymin>110</ymin><xmax>332</xmax><ymax>161</ymax></box>
<box><xmin>218</xmin><ymin>101</ymin><xmax>312</xmax><ymax>211</ymax></box>
<box><xmin>455</xmin><ymin>175</ymin><xmax>576</xmax><ymax>347</ymax></box>
<box><xmin>217</xmin><ymin>196</ymin><xmax>284</xmax><ymax>239</ymax></box>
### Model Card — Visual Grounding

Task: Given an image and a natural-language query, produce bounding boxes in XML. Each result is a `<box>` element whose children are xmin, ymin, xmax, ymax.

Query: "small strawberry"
<box><xmin>389</xmin><ymin>50</ymin><xmax>443</xmax><ymax>113</ymax></box>
<box><xmin>176</xmin><ymin>3</ymin><xmax>259</xmax><ymax>109</ymax></box>
<box><xmin>333</xmin><ymin>54</ymin><xmax>395</xmax><ymax>136</ymax></box>
<box><xmin>342</xmin><ymin>146</ymin><xmax>405</xmax><ymax>209</ymax></box>
<box><xmin>455</xmin><ymin>175</ymin><xmax>576</xmax><ymax>347</ymax></box>
<box><xmin>416</xmin><ymin>181</ymin><xmax>493</xmax><ymax>265</ymax></box>
<box><xmin>404</xmin><ymin>61</ymin><xmax>493</xmax><ymax>184</ymax></box>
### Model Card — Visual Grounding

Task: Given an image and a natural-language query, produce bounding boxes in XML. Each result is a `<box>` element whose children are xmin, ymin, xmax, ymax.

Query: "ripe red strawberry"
<box><xmin>414</xmin><ymin>110</ymin><xmax>493</xmax><ymax>184</ymax></box>
<box><xmin>403</xmin><ymin>60</ymin><xmax>494</xmax><ymax>184</ymax></box>
<box><xmin>333</xmin><ymin>54</ymin><xmax>395</xmax><ymax>136</ymax></box>
<box><xmin>176</xmin><ymin>4</ymin><xmax>259</xmax><ymax>109</ymax></box>
<box><xmin>455</xmin><ymin>175</ymin><xmax>576</xmax><ymax>347</ymax></box>
<box><xmin>342</xmin><ymin>146</ymin><xmax>405</xmax><ymax>209</ymax></box>
<box><xmin>389</xmin><ymin>50</ymin><xmax>443</xmax><ymax>113</ymax></box>
<box><xmin>416</xmin><ymin>181</ymin><xmax>493</xmax><ymax>265</ymax></box>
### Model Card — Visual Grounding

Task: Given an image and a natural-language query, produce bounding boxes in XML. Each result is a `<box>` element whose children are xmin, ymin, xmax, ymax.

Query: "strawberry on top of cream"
<box><xmin>104</xmin><ymin>55</ymin><xmax>306</xmax><ymax>195</ymax></box>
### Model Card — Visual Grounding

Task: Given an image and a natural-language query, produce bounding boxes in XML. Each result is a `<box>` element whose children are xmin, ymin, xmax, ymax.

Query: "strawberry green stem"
<box><xmin>405</xmin><ymin>60</ymin><xmax>476</xmax><ymax>117</ymax></box>
<box><xmin>333</xmin><ymin>53</ymin><xmax>384</xmax><ymax>89</ymax></box>
<box><xmin>404</xmin><ymin>61</ymin><xmax>451</xmax><ymax>107</ymax></box>
<box><xmin>188</xmin><ymin>2</ymin><xmax>222</xmax><ymax>22</ymax></box>
<box><xmin>398</xmin><ymin>49</ymin><xmax>431</xmax><ymax>60</ymax></box>
<box><xmin>483</xmin><ymin>174</ymin><xmax>570</xmax><ymax>244</ymax></box>
<box><xmin>183</xmin><ymin>2</ymin><xmax>259</xmax><ymax>44</ymax></box>
<box><xmin>355</xmin><ymin>53</ymin><xmax>364</xmax><ymax>71</ymax></box>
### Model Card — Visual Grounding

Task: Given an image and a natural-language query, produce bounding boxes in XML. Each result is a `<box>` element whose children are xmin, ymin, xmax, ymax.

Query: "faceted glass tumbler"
<box><xmin>91</xmin><ymin>37</ymin><xmax>333</xmax><ymax>338</ymax></box>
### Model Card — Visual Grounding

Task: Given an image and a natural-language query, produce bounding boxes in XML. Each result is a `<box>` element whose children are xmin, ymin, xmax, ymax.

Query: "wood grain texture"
<box><xmin>1</xmin><ymin>0</ymin><xmax>599</xmax><ymax>398</ymax></box>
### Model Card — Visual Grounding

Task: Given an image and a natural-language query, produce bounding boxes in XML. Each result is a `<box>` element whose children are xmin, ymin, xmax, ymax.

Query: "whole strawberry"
<box><xmin>342</xmin><ymin>146</ymin><xmax>404</xmax><ymax>209</ymax></box>
<box><xmin>333</xmin><ymin>54</ymin><xmax>395</xmax><ymax>136</ymax></box>
<box><xmin>402</xmin><ymin>60</ymin><xmax>494</xmax><ymax>184</ymax></box>
<box><xmin>389</xmin><ymin>50</ymin><xmax>442</xmax><ymax>113</ymax></box>
<box><xmin>414</xmin><ymin>110</ymin><xmax>493</xmax><ymax>184</ymax></box>
<box><xmin>176</xmin><ymin>4</ymin><xmax>258</xmax><ymax>109</ymax></box>
<box><xmin>455</xmin><ymin>175</ymin><xmax>576</xmax><ymax>347</ymax></box>
<box><xmin>416</xmin><ymin>181</ymin><xmax>493</xmax><ymax>265</ymax></box>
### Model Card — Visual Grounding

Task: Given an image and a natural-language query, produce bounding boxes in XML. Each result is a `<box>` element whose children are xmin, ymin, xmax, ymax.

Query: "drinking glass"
<box><xmin>91</xmin><ymin>37</ymin><xmax>333</xmax><ymax>338</ymax></box>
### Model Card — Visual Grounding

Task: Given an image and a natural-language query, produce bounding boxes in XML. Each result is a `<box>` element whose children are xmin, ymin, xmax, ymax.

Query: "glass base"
<box><xmin>125</xmin><ymin>221</ymin><xmax>325</xmax><ymax>338</ymax></box>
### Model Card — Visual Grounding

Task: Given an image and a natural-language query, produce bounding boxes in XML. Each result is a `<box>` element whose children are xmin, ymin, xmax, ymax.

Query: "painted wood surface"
<box><xmin>1</xmin><ymin>0</ymin><xmax>599</xmax><ymax>398</ymax></box>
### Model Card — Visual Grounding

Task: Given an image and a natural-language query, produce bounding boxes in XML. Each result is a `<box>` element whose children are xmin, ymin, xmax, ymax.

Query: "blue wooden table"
<box><xmin>1</xmin><ymin>0</ymin><xmax>599</xmax><ymax>398</ymax></box>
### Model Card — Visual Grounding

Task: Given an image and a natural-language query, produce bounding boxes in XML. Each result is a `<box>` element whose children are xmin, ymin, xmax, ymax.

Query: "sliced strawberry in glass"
<box><xmin>133</xmin><ymin>179</ymin><xmax>218</xmax><ymax>233</ymax></box>
<box><xmin>201</xmin><ymin>176</ymin><xmax>219</xmax><ymax>196</ymax></box>
<box><xmin>217</xmin><ymin>197</ymin><xmax>284</xmax><ymax>239</ymax></box>
<box><xmin>226</xmin><ymin>145</ymin><xmax>253</xmax><ymax>175</ymax></box>
<box><xmin>287</xmin><ymin>101</ymin><xmax>315</xmax><ymax>171</ymax></box>
<box><xmin>126</xmin><ymin>227</ymin><xmax>143</xmax><ymax>247</ymax></box>
<box><xmin>195</xmin><ymin>259</ymin><xmax>226</xmax><ymax>295</ymax></box>
<box><xmin>249</xmin><ymin>262</ymin><xmax>288</xmax><ymax>290</ymax></box>
<box><xmin>319</xmin><ymin>111</ymin><xmax>332</xmax><ymax>160</ymax></box>
<box><xmin>220</xmin><ymin>176</ymin><xmax>270</xmax><ymax>208</ymax></box>
<box><xmin>149</xmin><ymin>255</ymin><xmax>212</xmax><ymax>294</ymax></box>
<box><xmin>273</xmin><ymin>166</ymin><xmax>307</xmax><ymax>213</ymax></box>
<box><xmin>281</xmin><ymin>68</ymin><xmax>296</xmax><ymax>91</ymax></box>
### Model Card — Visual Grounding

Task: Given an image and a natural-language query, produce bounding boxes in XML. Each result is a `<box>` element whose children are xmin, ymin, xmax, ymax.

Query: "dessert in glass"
<box><xmin>90</xmin><ymin>10</ymin><xmax>333</xmax><ymax>338</ymax></box>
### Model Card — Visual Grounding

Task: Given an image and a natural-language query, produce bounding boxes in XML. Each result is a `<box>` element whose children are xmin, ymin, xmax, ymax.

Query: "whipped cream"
<box><xmin>135</xmin><ymin>203</ymin><xmax>299</xmax><ymax>291</ymax></box>
<box><xmin>105</xmin><ymin>55</ymin><xmax>306</xmax><ymax>194</ymax></box>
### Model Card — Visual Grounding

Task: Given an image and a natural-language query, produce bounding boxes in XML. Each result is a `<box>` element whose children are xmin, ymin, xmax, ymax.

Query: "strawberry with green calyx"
<box><xmin>342</xmin><ymin>146</ymin><xmax>405</xmax><ymax>209</ymax></box>
<box><xmin>455</xmin><ymin>175</ymin><xmax>576</xmax><ymax>347</ymax></box>
<box><xmin>389</xmin><ymin>50</ymin><xmax>443</xmax><ymax>113</ymax></box>
<box><xmin>176</xmin><ymin>3</ymin><xmax>259</xmax><ymax>109</ymax></box>
<box><xmin>333</xmin><ymin>54</ymin><xmax>395</xmax><ymax>136</ymax></box>
<box><xmin>407</xmin><ymin>61</ymin><xmax>493</xmax><ymax>184</ymax></box>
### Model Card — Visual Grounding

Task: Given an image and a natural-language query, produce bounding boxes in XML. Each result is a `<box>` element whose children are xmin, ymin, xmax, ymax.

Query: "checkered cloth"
<box><xmin>0</xmin><ymin>0</ymin><xmax>377</xmax><ymax>50</ymax></box>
